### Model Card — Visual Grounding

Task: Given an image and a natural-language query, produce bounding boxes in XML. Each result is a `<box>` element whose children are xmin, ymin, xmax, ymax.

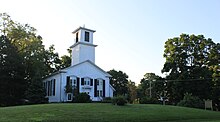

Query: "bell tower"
<box><xmin>70</xmin><ymin>27</ymin><xmax>97</xmax><ymax>66</ymax></box>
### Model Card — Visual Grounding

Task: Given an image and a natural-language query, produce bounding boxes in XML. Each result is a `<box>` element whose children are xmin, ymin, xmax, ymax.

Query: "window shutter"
<box><xmin>48</xmin><ymin>80</ymin><xmax>51</xmax><ymax>96</ymax></box>
<box><xmin>53</xmin><ymin>79</ymin><xmax>56</xmax><ymax>96</ymax></box>
<box><xmin>94</xmin><ymin>79</ymin><xmax>97</xmax><ymax>97</ymax></box>
<box><xmin>103</xmin><ymin>80</ymin><xmax>105</xmax><ymax>97</ymax></box>
<box><xmin>81</xmin><ymin>78</ymin><xmax>84</xmax><ymax>85</ymax></box>
<box><xmin>90</xmin><ymin>79</ymin><xmax>93</xmax><ymax>86</ymax></box>
<box><xmin>77</xmin><ymin>77</ymin><xmax>80</xmax><ymax>94</ymax></box>
<box><xmin>43</xmin><ymin>82</ymin><xmax>45</xmax><ymax>88</ymax></box>
<box><xmin>50</xmin><ymin>80</ymin><xmax>53</xmax><ymax>96</ymax></box>
<box><xmin>67</xmin><ymin>76</ymin><xmax>70</xmax><ymax>85</ymax></box>
<box><xmin>46</xmin><ymin>81</ymin><xmax>49</xmax><ymax>96</ymax></box>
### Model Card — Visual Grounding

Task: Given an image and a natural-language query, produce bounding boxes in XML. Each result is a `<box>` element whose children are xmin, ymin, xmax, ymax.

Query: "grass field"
<box><xmin>1</xmin><ymin>103</ymin><xmax>220</xmax><ymax>122</ymax></box>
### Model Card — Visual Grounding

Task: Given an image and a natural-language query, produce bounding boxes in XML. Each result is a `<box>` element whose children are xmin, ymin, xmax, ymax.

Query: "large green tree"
<box><xmin>0</xmin><ymin>35</ymin><xmax>25</xmax><ymax>106</ymax></box>
<box><xmin>0</xmin><ymin>13</ymin><xmax>63</xmax><ymax>105</ymax></box>
<box><xmin>162</xmin><ymin>34</ymin><xmax>220</xmax><ymax>104</ymax></box>
<box><xmin>108</xmin><ymin>69</ymin><xmax>129</xmax><ymax>96</ymax></box>
<box><xmin>208</xmin><ymin>43</ymin><xmax>220</xmax><ymax>105</ymax></box>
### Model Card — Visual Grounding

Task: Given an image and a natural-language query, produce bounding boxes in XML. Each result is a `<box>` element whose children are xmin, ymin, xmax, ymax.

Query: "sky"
<box><xmin>0</xmin><ymin>0</ymin><xmax>220</xmax><ymax>84</ymax></box>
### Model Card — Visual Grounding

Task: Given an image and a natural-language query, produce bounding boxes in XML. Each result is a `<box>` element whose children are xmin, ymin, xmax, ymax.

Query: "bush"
<box><xmin>102</xmin><ymin>97</ymin><xmax>112</xmax><ymax>103</ymax></box>
<box><xmin>112</xmin><ymin>96</ymin><xmax>127</xmax><ymax>106</ymax></box>
<box><xmin>177</xmin><ymin>93</ymin><xmax>204</xmax><ymax>109</ymax></box>
<box><xmin>74</xmin><ymin>93</ymin><xmax>91</xmax><ymax>103</ymax></box>
<box><xmin>139</xmin><ymin>97</ymin><xmax>159</xmax><ymax>104</ymax></box>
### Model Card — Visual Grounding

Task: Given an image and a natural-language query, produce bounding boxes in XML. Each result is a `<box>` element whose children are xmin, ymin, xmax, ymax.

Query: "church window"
<box><xmin>45</xmin><ymin>79</ymin><xmax>56</xmax><ymax>96</ymax></box>
<box><xmin>71</xmin><ymin>77</ymin><xmax>77</xmax><ymax>85</ymax></box>
<box><xmin>73</xmin><ymin>80</ymin><xmax>76</xmax><ymax>85</ymax></box>
<box><xmin>67</xmin><ymin>93</ymin><xmax>72</xmax><ymax>101</ymax></box>
<box><xmin>97</xmin><ymin>79</ymin><xmax>103</xmax><ymax>86</ymax></box>
<box><xmin>97</xmin><ymin>81</ymin><xmax>99</xmax><ymax>85</ymax></box>
<box><xmin>97</xmin><ymin>90</ymin><xmax>99</xmax><ymax>97</ymax></box>
<box><xmin>96</xmin><ymin>90</ymin><xmax>103</xmax><ymax>97</ymax></box>
<box><xmin>99</xmin><ymin>80</ymin><xmax>103</xmax><ymax>85</ymax></box>
<box><xmin>100</xmin><ymin>90</ymin><xmax>103</xmax><ymax>97</ymax></box>
<box><xmin>73</xmin><ymin>78</ymin><xmax>77</xmax><ymax>88</ymax></box>
<box><xmin>84</xmin><ymin>78</ymin><xmax>90</xmax><ymax>85</ymax></box>
<box><xmin>85</xmin><ymin>31</ymin><xmax>89</xmax><ymax>42</ymax></box>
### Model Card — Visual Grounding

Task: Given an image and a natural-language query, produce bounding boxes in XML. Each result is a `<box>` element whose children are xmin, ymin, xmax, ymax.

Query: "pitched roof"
<box><xmin>64</xmin><ymin>60</ymin><xmax>112</xmax><ymax>77</ymax></box>
<box><xmin>44</xmin><ymin>60</ymin><xmax>111</xmax><ymax>79</ymax></box>
<box><xmin>72</xmin><ymin>27</ymin><xmax>96</xmax><ymax>33</ymax></box>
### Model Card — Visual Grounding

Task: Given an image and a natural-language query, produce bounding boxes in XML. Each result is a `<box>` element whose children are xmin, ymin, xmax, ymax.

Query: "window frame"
<box><xmin>67</xmin><ymin>93</ymin><xmax>72</xmax><ymax>101</ymax></box>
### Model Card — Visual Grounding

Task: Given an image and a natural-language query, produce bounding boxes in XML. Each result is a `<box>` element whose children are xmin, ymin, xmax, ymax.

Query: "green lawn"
<box><xmin>1</xmin><ymin>103</ymin><xmax>220</xmax><ymax>122</ymax></box>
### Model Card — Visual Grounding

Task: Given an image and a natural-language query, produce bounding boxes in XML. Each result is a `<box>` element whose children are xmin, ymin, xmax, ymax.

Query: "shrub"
<box><xmin>139</xmin><ymin>97</ymin><xmax>159</xmax><ymax>104</ymax></box>
<box><xmin>74</xmin><ymin>93</ymin><xmax>91</xmax><ymax>103</ymax></box>
<box><xmin>65</xmin><ymin>84</ymin><xmax>73</xmax><ymax>93</ymax></box>
<box><xmin>102</xmin><ymin>97</ymin><xmax>112</xmax><ymax>103</ymax></box>
<box><xmin>177</xmin><ymin>93</ymin><xmax>204</xmax><ymax>109</ymax></box>
<box><xmin>112</xmin><ymin>96</ymin><xmax>127</xmax><ymax>106</ymax></box>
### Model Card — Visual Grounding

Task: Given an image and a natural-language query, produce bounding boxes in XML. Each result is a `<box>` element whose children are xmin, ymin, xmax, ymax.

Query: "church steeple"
<box><xmin>70</xmin><ymin>27</ymin><xmax>97</xmax><ymax>66</ymax></box>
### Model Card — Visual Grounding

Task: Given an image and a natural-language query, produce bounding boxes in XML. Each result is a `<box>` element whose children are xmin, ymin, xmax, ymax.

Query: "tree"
<box><xmin>60</xmin><ymin>55</ymin><xmax>71</xmax><ymax>68</ymax></box>
<box><xmin>177</xmin><ymin>93</ymin><xmax>204</xmax><ymax>109</ymax></box>
<box><xmin>43</xmin><ymin>45</ymin><xmax>61</xmax><ymax>74</ymax></box>
<box><xmin>127</xmin><ymin>80</ymin><xmax>137</xmax><ymax>103</ymax></box>
<box><xmin>208</xmin><ymin>43</ymin><xmax>220</xmax><ymax>106</ymax></box>
<box><xmin>0</xmin><ymin>13</ymin><xmax>64</xmax><ymax>105</ymax></box>
<box><xmin>162</xmin><ymin>34</ymin><xmax>219</xmax><ymax>104</ymax></box>
<box><xmin>24</xmin><ymin>69</ymin><xmax>48</xmax><ymax>104</ymax></box>
<box><xmin>60</xmin><ymin>48</ymin><xmax>72</xmax><ymax>68</ymax></box>
<box><xmin>138</xmin><ymin>73</ymin><xmax>165</xmax><ymax>100</ymax></box>
<box><xmin>0</xmin><ymin>35</ymin><xmax>25</xmax><ymax>106</ymax></box>
<box><xmin>108</xmin><ymin>69</ymin><xmax>129</xmax><ymax>96</ymax></box>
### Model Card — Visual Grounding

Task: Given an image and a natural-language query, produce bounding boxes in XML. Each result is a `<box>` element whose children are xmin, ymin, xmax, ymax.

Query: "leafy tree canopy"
<box><xmin>0</xmin><ymin>13</ymin><xmax>67</xmax><ymax>105</ymax></box>
<box><xmin>0</xmin><ymin>35</ymin><xmax>25</xmax><ymax>106</ymax></box>
<box><xmin>162</xmin><ymin>33</ymin><xmax>220</xmax><ymax>103</ymax></box>
<box><xmin>108</xmin><ymin>69</ymin><xmax>129</xmax><ymax>96</ymax></box>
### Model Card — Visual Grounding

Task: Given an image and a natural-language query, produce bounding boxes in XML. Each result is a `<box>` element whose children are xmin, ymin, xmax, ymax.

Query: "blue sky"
<box><xmin>0</xmin><ymin>0</ymin><xmax>220</xmax><ymax>84</ymax></box>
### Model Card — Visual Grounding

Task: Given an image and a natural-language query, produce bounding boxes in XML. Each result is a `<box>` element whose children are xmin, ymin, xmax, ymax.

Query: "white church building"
<box><xmin>43</xmin><ymin>27</ymin><xmax>115</xmax><ymax>102</ymax></box>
